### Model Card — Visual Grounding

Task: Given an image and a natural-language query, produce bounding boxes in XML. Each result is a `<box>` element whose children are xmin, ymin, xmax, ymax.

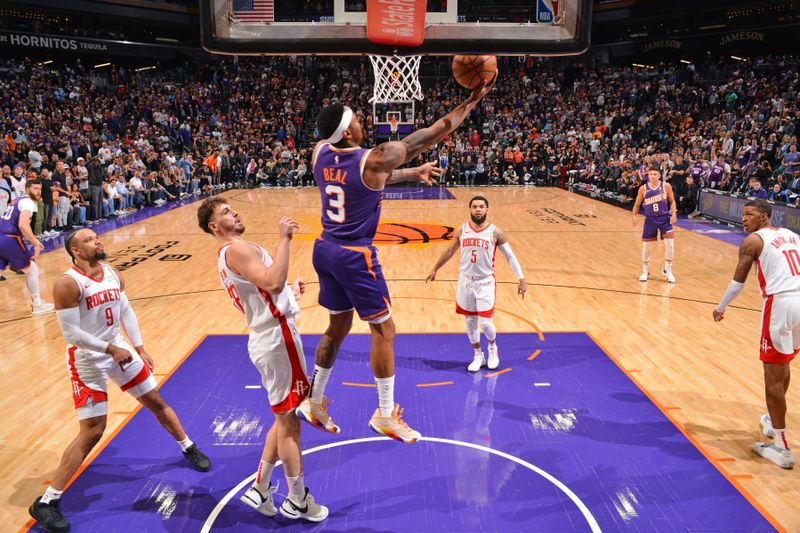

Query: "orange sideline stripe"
<box><xmin>416</xmin><ymin>381</ymin><xmax>454</xmax><ymax>388</ymax></box>
<box><xmin>342</xmin><ymin>382</ymin><xmax>377</xmax><ymax>388</ymax></box>
<box><xmin>714</xmin><ymin>458</ymin><xmax>736</xmax><ymax>462</ymax></box>
<box><xmin>19</xmin><ymin>335</ymin><xmax>209</xmax><ymax>533</ymax></box>
<box><xmin>484</xmin><ymin>368</ymin><xmax>511</xmax><ymax>378</ymax></box>
<box><xmin>585</xmin><ymin>331</ymin><xmax>786</xmax><ymax>533</ymax></box>
<box><xmin>527</xmin><ymin>349</ymin><xmax>541</xmax><ymax>361</ymax></box>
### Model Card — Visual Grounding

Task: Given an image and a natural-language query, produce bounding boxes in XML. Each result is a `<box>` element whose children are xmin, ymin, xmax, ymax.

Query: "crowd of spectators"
<box><xmin>0</xmin><ymin>52</ymin><xmax>798</xmax><ymax>241</ymax></box>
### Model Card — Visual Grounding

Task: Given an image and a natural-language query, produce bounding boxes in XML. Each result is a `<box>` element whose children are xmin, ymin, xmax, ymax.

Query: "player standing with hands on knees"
<box><xmin>295</xmin><ymin>73</ymin><xmax>496</xmax><ymax>443</ymax></box>
<box><xmin>426</xmin><ymin>195</ymin><xmax>527</xmax><ymax>372</ymax></box>
<box><xmin>713</xmin><ymin>199</ymin><xmax>797</xmax><ymax>470</ymax></box>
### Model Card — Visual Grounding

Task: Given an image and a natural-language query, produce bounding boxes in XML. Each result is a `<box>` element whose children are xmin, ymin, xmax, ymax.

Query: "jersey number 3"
<box><xmin>326</xmin><ymin>185</ymin><xmax>346</xmax><ymax>223</ymax></box>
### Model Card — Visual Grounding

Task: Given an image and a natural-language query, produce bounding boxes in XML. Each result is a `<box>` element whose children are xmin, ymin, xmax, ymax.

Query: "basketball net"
<box><xmin>388</xmin><ymin>116</ymin><xmax>400</xmax><ymax>135</ymax></box>
<box><xmin>369</xmin><ymin>55</ymin><xmax>424</xmax><ymax>103</ymax></box>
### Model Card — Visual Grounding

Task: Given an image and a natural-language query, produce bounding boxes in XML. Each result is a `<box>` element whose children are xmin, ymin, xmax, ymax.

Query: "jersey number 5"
<box><xmin>326</xmin><ymin>184</ymin><xmax>346</xmax><ymax>223</ymax></box>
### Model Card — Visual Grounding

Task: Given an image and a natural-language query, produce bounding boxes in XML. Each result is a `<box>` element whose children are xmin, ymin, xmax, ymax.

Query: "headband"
<box><xmin>325</xmin><ymin>107</ymin><xmax>353</xmax><ymax>144</ymax></box>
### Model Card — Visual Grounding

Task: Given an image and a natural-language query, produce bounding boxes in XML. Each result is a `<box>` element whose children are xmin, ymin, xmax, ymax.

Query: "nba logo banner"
<box><xmin>537</xmin><ymin>0</ymin><xmax>558</xmax><ymax>23</ymax></box>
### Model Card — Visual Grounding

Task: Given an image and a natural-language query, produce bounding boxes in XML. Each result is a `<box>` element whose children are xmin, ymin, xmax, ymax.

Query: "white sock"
<box><xmin>375</xmin><ymin>375</ymin><xmax>395</xmax><ymax>417</ymax></box>
<box><xmin>774</xmin><ymin>428</ymin><xmax>790</xmax><ymax>450</ymax></box>
<box><xmin>474</xmin><ymin>346</ymin><xmax>483</xmax><ymax>356</ymax></box>
<box><xmin>26</xmin><ymin>263</ymin><xmax>41</xmax><ymax>305</ymax></box>
<box><xmin>310</xmin><ymin>365</ymin><xmax>331</xmax><ymax>403</ymax></box>
<box><xmin>254</xmin><ymin>459</ymin><xmax>275</xmax><ymax>492</ymax></box>
<box><xmin>286</xmin><ymin>473</ymin><xmax>305</xmax><ymax>502</ymax></box>
<box><xmin>178</xmin><ymin>436</ymin><xmax>194</xmax><ymax>452</ymax></box>
<box><xmin>41</xmin><ymin>486</ymin><xmax>63</xmax><ymax>504</ymax></box>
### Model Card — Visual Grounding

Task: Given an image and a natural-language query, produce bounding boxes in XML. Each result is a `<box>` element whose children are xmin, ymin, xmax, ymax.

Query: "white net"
<box><xmin>368</xmin><ymin>55</ymin><xmax>424</xmax><ymax>103</ymax></box>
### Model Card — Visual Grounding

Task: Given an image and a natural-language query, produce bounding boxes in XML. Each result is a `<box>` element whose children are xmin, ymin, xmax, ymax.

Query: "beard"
<box><xmin>95</xmin><ymin>251</ymin><xmax>107</xmax><ymax>260</ymax></box>
<box><xmin>470</xmin><ymin>213</ymin><xmax>486</xmax><ymax>225</ymax></box>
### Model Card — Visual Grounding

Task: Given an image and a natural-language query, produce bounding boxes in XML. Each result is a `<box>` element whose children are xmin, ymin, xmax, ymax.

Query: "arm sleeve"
<box><xmin>57</xmin><ymin>307</ymin><xmax>110</xmax><ymax>353</ymax></box>
<box><xmin>498</xmin><ymin>242</ymin><xmax>524</xmax><ymax>280</ymax></box>
<box><xmin>119</xmin><ymin>292</ymin><xmax>143</xmax><ymax>347</ymax></box>
<box><xmin>716</xmin><ymin>280</ymin><xmax>745</xmax><ymax>312</ymax></box>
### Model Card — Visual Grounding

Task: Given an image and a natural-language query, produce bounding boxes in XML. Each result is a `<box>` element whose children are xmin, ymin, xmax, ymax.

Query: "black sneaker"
<box><xmin>0</xmin><ymin>275</ymin><xmax>5</xmax><ymax>281</ymax></box>
<box><xmin>29</xmin><ymin>496</ymin><xmax>70</xmax><ymax>532</ymax></box>
<box><xmin>183</xmin><ymin>444</ymin><xmax>211</xmax><ymax>472</ymax></box>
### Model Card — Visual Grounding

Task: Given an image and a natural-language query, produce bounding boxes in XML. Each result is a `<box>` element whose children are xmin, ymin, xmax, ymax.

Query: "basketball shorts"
<box><xmin>312</xmin><ymin>238</ymin><xmax>392</xmax><ymax>324</ymax></box>
<box><xmin>642</xmin><ymin>216</ymin><xmax>673</xmax><ymax>241</ymax></box>
<box><xmin>66</xmin><ymin>335</ymin><xmax>157</xmax><ymax>420</ymax></box>
<box><xmin>456</xmin><ymin>274</ymin><xmax>496</xmax><ymax>318</ymax></box>
<box><xmin>0</xmin><ymin>234</ymin><xmax>33</xmax><ymax>271</ymax></box>
<box><xmin>760</xmin><ymin>293</ymin><xmax>800</xmax><ymax>364</ymax></box>
<box><xmin>248</xmin><ymin>316</ymin><xmax>310</xmax><ymax>413</ymax></box>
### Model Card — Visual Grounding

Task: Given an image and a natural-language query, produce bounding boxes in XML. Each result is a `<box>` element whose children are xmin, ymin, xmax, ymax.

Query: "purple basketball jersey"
<box><xmin>313</xmin><ymin>144</ymin><xmax>382</xmax><ymax>244</ymax></box>
<box><xmin>0</xmin><ymin>194</ymin><xmax>30</xmax><ymax>236</ymax></box>
<box><xmin>690</xmin><ymin>162</ymin><xmax>705</xmax><ymax>179</ymax></box>
<box><xmin>643</xmin><ymin>183</ymin><xmax>669</xmax><ymax>219</ymax></box>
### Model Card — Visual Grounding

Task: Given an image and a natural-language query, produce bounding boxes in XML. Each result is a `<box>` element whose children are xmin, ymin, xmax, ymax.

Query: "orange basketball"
<box><xmin>452</xmin><ymin>55</ymin><xmax>497</xmax><ymax>90</ymax></box>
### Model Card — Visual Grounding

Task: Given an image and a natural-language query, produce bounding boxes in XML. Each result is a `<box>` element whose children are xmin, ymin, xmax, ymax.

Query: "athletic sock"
<box><xmin>375</xmin><ymin>375</ymin><xmax>395</xmax><ymax>417</ymax></box>
<box><xmin>177</xmin><ymin>436</ymin><xmax>194</xmax><ymax>452</ymax></box>
<box><xmin>254</xmin><ymin>460</ymin><xmax>275</xmax><ymax>493</ymax></box>
<box><xmin>40</xmin><ymin>486</ymin><xmax>63</xmax><ymax>504</ymax></box>
<box><xmin>774</xmin><ymin>428</ymin><xmax>790</xmax><ymax>450</ymax></box>
<box><xmin>286</xmin><ymin>473</ymin><xmax>305</xmax><ymax>502</ymax></box>
<box><xmin>310</xmin><ymin>365</ymin><xmax>331</xmax><ymax>403</ymax></box>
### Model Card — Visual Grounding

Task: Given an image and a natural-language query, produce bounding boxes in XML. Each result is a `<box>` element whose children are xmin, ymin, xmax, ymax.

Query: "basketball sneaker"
<box><xmin>487</xmin><ymin>343</ymin><xmax>499</xmax><ymax>370</ymax></box>
<box><xmin>369</xmin><ymin>404</ymin><xmax>421</xmax><ymax>444</ymax></box>
<box><xmin>29</xmin><ymin>496</ymin><xmax>70</xmax><ymax>533</ymax></box>
<box><xmin>760</xmin><ymin>414</ymin><xmax>774</xmax><ymax>438</ymax></box>
<box><xmin>241</xmin><ymin>483</ymin><xmax>278</xmax><ymax>517</ymax></box>
<box><xmin>638</xmin><ymin>270</ymin><xmax>649</xmax><ymax>282</ymax></box>
<box><xmin>663</xmin><ymin>268</ymin><xmax>676</xmax><ymax>283</ymax></box>
<box><xmin>468</xmin><ymin>351</ymin><xmax>485</xmax><ymax>372</ymax></box>
<box><xmin>295</xmin><ymin>397</ymin><xmax>341</xmax><ymax>434</ymax></box>
<box><xmin>182</xmin><ymin>444</ymin><xmax>211</xmax><ymax>472</ymax></box>
<box><xmin>753</xmin><ymin>442</ymin><xmax>795</xmax><ymax>469</ymax></box>
<box><xmin>32</xmin><ymin>302</ymin><xmax>55</xmax><ymax>316</ymax></box>
<box><xmin>279</xmin><ymin>487</ymin><xmax>329</xmax><ymax>522</ymax></box>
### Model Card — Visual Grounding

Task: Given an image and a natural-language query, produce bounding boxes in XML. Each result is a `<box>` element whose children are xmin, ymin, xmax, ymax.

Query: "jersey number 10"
<box><xmin>783</xmin><ymin>249</ymin><xmax>800</xmax><ymax>276</ymax></box>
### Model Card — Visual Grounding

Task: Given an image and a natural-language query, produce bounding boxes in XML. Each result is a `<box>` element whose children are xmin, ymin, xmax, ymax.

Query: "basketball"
<box><xmin>452</xmin><ymin>55</ymin><xmax>497</xmax><ymax>90</ymax></box>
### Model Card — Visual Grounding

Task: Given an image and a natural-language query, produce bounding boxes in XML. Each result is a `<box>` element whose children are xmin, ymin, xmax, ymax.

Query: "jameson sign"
<box><xmin>0</xmin><ymin>30</ymin><xmax>181</xmax><ymax>58</ymax></box>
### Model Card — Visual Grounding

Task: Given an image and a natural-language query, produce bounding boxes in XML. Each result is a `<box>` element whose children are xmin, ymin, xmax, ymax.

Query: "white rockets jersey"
<box><xmin>755</xmin><ymin>227</ymin><xmax>800</xmax><ymax>297</ymax></box>
<box><xmin>459</xmin><ymin>222</ymin><xmax>497</xmax><ymax>278</ymax></box>
<box><xmin>64</xmin><ymin>263</ymin><xmax>123</xmax><ymax>344</ymax></box>
<box><xmin>218</xmin><ymin>242</ymin><xmax>300</xmax><ymax>332</ymax></box>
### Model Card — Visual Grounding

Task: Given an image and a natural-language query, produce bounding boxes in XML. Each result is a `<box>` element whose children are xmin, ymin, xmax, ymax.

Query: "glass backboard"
<box><xmin>200</xmin><ymin>0</ymin><xmax>591</xmax><ymax>56</ymax></box>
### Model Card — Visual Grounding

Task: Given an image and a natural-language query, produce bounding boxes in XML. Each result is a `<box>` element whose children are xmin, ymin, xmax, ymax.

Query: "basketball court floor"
<box><xmin>2</xmin><ymin>186</ymin><xmax>797</xmax><ymax>532</ymax></box>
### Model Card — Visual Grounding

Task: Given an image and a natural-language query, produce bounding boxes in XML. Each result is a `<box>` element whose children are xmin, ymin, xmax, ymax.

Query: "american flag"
<box><xmin>232</xmin><ymin>0</ymin><xmax>274</xmax><ymax>22</ymax></box>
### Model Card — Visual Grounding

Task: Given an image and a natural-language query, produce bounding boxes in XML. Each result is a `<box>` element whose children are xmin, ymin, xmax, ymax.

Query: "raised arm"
<box><xmin>713</xmin><ymin>233</ymin><xmax>762</xmax><ymax>321</ymax></box>
<box><xmin>426</xmin><ymin>225</ymin><xmax>463</xmax><ymax>282</ymax></box>
<box><xmin>364</xmin><ymin>78</ymin><xmax>496</xmax><ymax>188</ymax></box>
<box><xmin>225</xmin><ymin>217</ymin><xmax>298</xmax><ymax>293</ymax></box>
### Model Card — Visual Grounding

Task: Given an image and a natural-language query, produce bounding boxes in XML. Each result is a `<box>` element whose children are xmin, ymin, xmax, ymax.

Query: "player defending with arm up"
<box><xmin>297</xmin><ymin>77</ymin><xmax>495</xmax><ymax>444</ymax></box>
<box><xmin>426</xmin><ymin>195</ymin><xmax>527</xmax><ymax>372</ymax></box>
<box><xmin>632</xmin><ymin>167</ymin><xmax>677</xmax><ymax>283</ymax></box>
<box><xmin>713</xmin><ymin>200</ymin><xmax>797</xmax><ymax>470</ymax></box>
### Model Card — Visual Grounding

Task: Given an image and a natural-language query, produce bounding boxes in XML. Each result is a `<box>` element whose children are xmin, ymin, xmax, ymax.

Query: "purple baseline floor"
<box><xmin>676</xmin><ymin>218</ymin><xmax>747</xmax><ymax>246</ymax></box>
<box><xmin>383</xmin><ymin>186</ymin><xmax>455</xmax><ymax>200</ymax></box>
<box><xmin>33</xmin><ymin>333</ymin><xmax>773</xmax><ymax>532</ymax></box>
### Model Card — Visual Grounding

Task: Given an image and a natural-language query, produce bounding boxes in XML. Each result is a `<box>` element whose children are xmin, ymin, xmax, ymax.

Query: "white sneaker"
<box><xmin>295</xmin><ymin>397</ymin><xmax>341</xmax><ymax>434</ymax></box>
<box><xmin>639</xmin><ymin>271</ymin><xmax>649</xmax><ymax>282</ymax></box>
<box><xmin>760</xmin><ymin>414</ymin><xmax>774</xmax><ymax>438</ymax></box>
<box><xmin>753</xmin><ymin>442</ymin><xmax>795</xmax><ymax>469</ymax></box>
<box><xmin>468</xmin><ymin>351</ymin><xmax>485</xmax><ymax>373</ymax></box>
<box><xmin>279</xmin><ymin>488</ymin><xmax>329</xmax><ymax>522</ymax></box>
<box><xmin>240</xmin><ymin>484</ymin><xmax>277</xmax><ymax>517</ymax></box>
<box><xmin>663</xmin><ymin>268</ymin><xmax>676</xmax><ymax>283</ymax></box>
<box><xmin>368</xmin><ymin>404</ymin><xmax>421</xmax><ymax>444</ymax></box>
<box><xmin>487</xmin><ymin>343</ymin><xmax>499</xmax><ymax>370</ymax></box>
<box><xmin>32</xmin><ymin>302</ymin><xmax>55</xmax><ymax>316</ymax></box>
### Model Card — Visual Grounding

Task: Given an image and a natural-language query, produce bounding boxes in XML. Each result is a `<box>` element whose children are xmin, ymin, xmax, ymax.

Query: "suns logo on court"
<box><xmin>373</xmin><ymin>222</ymin><xmax>454</xmax><ymax>245</ymax></box>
